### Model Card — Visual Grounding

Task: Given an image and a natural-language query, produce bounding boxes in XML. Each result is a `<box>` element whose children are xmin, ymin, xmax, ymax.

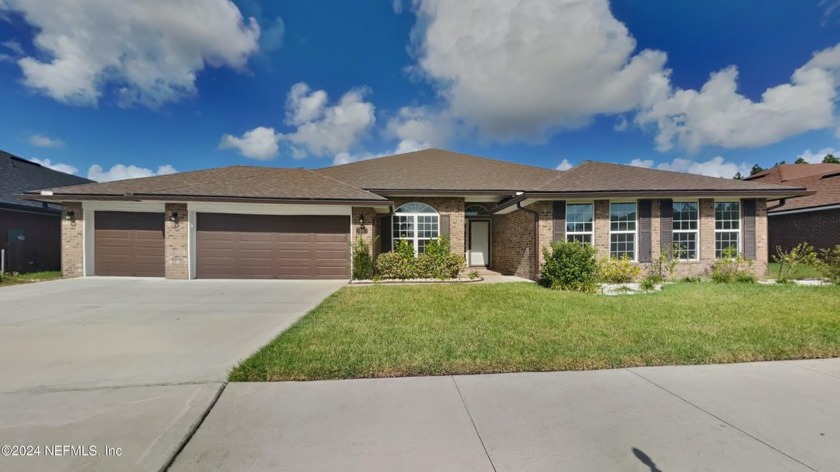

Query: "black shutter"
<box><xmin>440</xmin><ymin>214</ymin><xmax>450</xmax><ymax>239</ymax></box>
<box><xmin>379</xmin><ymin>215</ymin><xmax>392</xmax><ymax>253</ymax></box>
<box><xmin>552</xmin><ymin>201</ymin><xmax>566</xmax><ymax>242</ymax></box>
<box><xmin>742</xmin><ymin>198</ymin><xmax>757</xmax><ymax>260</ymax></box>
<box><xmin>638</xmin><ymin>199</ymin><xmax>653</xmax><ymax>262</ymax></box>
<box><xmin>660</xmin><ymin>199</ymin><xmax>673</xmax><ymax>256</ymax></box>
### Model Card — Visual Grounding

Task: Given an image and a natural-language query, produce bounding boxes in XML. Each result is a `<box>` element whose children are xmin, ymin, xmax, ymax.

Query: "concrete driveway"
<box><xmin>0</xmin><ymin>277</ymin><xmax>345</xmax><ymax>472</ymax></box>
<box><xmin>171</xmin><ymin>359</ymin><xmax>840</xmax><ymax>472</ymax></box>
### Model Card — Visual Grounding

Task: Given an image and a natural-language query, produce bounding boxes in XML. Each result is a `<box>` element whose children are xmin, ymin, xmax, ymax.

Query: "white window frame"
<box><xmin>672</xmin><ymin>200</ymin><xmax>699</xmax><ymax>261</ymax></box>
<box><xmin>609</xmin><ymin>201</ymin><xmax>637</xmax><ymax>261</ymax></box>
<box><xmin>714</xmin><ymin>201</ymin><xmax>741</xmax><ymax>259</ymax></box>
<box><xmin>565</xmin><ymin>202</ymin><xmax>594</xmax><ymax>245</ymax></box>
<box><xmin>392</xmin><ymin>202</ymin><xmax>439</xmax><ymax>255</ymax></box>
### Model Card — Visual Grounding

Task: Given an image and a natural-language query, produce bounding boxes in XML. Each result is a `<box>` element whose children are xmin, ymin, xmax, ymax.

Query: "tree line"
<box><xmin>733</xmin><ymin>154</ymin><xmax>840</xmax><ymax>180</ymax></box>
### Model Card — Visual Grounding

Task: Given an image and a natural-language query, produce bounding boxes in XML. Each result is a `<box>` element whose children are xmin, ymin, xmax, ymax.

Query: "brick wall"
<box><xmin>165</xmin><ymin>203</ymin><xmax>189</xmax><ymax>279</ymax></box>
<box><xmin>768</xmin><ymin>208</ymin><xmax>840</xmax><ymax>255</ymax></box>
<box><xmin>392</xmin><ymin>198</ymin><xmax>465</xmax><ymax>257</ymax></box>
<box><xmin>0</xmin><ymin>209</ymin><xmax>61</xmax><ymax>273</ymax></box>
<box><xmin>492</xmin><ymin>207</ymin><xmax>536</xmax><ymax>279</ymax></box>
<box><xmin>60</xmin><ymin>202</ymin><xmax>84</xmax><ymax>278</ymax></box>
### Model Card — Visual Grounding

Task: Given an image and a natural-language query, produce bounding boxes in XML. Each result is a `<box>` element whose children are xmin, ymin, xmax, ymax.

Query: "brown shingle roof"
<box><xmin>764</xmin><ymin>173</ymin><xmax>840</xmax><ymax>212</ymax></box>
<box><xmin>316</xmin><ymin>148</ymin><xmax>560</xmax><ymax>192</ymax></box>
<box><xmin>745</xmin><ymin>163</ymin><xmax>840</xmax><ymax>183</ymax></box>
<box><xmin>535</xmin><ymin>161</ymin><xmax>807</xmax><ymax>195</ymax></box>
<box><xmin>24</xmin><ymin>166</ymin><xmax>388</xmax><ymax>203</ymax></box>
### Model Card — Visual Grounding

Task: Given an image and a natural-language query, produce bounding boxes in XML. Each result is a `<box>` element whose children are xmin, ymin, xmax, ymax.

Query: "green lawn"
<box><xmin>230</xmin><ymin>282</ymin><xmax>840</xmax><ymax>381</ymax></box>
<box><xmin>0</xmin><ymin>271</ymin><xmax>61</xmax><ymax>287</ymax></box>
<box><xmin>766</xmin><ymin>262</ymin><xmax>824</xmax><ymax>280</ymax></box>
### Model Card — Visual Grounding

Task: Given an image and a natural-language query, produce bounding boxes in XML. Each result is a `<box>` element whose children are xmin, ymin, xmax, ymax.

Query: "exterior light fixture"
<box><xmin>169</xmin><ymin>212</ymin><xmax>180</xmax><ymax>223</ymax></box>
<box><xmin>358</xmin><ymin>214</ymin><xmax>366</xmax><ymax>229</ymax></box>
<box><xmin>64</xmin><ymin>210</ymin><xmax>75</xmax><ymax>222</ymax></box>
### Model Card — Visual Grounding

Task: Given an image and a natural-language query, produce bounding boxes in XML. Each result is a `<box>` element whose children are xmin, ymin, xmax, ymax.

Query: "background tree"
<box><xmin>733</xmin><ymin>171</ymin><xmax>743</xmax><ymax>180</ymax></box>
<box><xmin>750</xmin><ymin>164</ymin><xmax>765</xmax><ymax>176</ymax></box>
<box><xmin>794</xmin><ymin>157</ymin><xmax>808</xmax><ymax>164</ymax></box>
<box><xmin>823</xmin><ymin>154</ymin><xmax>840</xmax><ymax>164</ymax></box>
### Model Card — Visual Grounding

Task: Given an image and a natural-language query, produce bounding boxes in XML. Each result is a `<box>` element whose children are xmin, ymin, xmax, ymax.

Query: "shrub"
<box><xmin>375</xmin><ymin>240</ymin><xmax>417</xmax><ymax>279</ymax></box>
<box><xmin>416</xmin><ymin>236</ymin><xmax>464</xmax><ymax>279</ymax></box>
<box><xmin>539</xmin><ymin>240</ymin><xmax>598</xmax><ymax>292</ymax></box>
<box><xmin>772</xmin><ymin>242</ymin><xmax>817</xmax><ymax>282</ymax></box>
<box><xmin>650</xmin><ymin>242</ymin><xmax>684</xmax><ymax>281</ymax></box>
<box><xmin>710</xmin><ymin>247</ymin><xmax>755</xmax><ymax>283</ymax></box>
<box><xmin>351</xmin><ymin>237</ymin><xmax>375</xmax><ymax>280</ymax></box>
<box><xmin>816</xmin><ymin>245</ymin><xmax>840</xmax><ymax>284</ymax></box>
<box><xmin>599</xmin><ymin>255</ymin><xmax>642</xmax><ymax>283</ymax></box>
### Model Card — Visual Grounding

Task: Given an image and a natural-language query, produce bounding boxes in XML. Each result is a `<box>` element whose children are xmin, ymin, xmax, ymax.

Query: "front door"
<box><xmin>469</xmin><ymin>220</ymin><xmax>489</xmax><ymax>266</ymax></box>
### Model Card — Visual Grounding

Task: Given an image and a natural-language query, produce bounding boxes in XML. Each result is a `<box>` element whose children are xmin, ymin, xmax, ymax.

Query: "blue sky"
<box><xmin>1</xmin><ymin>0</ymin><xmax>840</xmax><ymax>181</ymax></box>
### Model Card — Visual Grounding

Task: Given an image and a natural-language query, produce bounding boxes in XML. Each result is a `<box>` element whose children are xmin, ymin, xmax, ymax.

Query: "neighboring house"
<box><xmin>1</xmin><ymin>150</ymin><xmax>93</xmax><ymax>273</ymax></box>
<box><xmin>745</xmin><ymin>163</ymin><xmax>840</xmax><ymax>255</ymax></box>
<box><xmin>23</xmin><ymin>149</ymin><xmax>807</xmax><ymax>280</ymax></box>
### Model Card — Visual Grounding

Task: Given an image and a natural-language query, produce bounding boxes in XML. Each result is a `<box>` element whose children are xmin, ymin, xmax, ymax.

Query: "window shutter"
<box><xmin>660</xmin><ymin>199</ymin><xmax>673</xmax><ymax>256</ymax></box>
<box><xmin>742</xmin><ymin>198</ymin><xmax>757</xmax><ymax>260</ymax></box>
<box><xmin>440</xmin><ymin>214</ymin><xmax>450</xmax><ymax>239</ymax></box>
<box><xmin>638</xmin><ymin>199</ymin><xmax>653</xmax><ymax>262</ymax></box>
<box><xmin>552</xmin><ymin>201</ymin><xmax>566</xmax><ymax>242</ymax></box>
<box><xmin>379</xmin><ymin>215</ymin><xmax>392</xmax><ymax>253</ymax></box>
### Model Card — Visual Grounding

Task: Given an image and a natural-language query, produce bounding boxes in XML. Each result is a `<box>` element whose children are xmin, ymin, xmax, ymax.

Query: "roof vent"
<box><xmin>40</xmin><ymin>190</ymin><xmax>54</xmax><ymax>196</ymax></box>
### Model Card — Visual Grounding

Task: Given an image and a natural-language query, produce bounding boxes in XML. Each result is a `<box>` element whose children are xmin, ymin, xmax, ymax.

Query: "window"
<box><xmin>566</xmin><ymin>203</ymin><xmax>593</xmax><ymax>244</ymax></box>
<box><xmin>610</xmin><ymin>202</ymin><xmax>636</xmax><ymax>260</ymax></box>
<box><xmin>465</xmin><ymin>205</ymin><xmax>490</xmax><ymax>217</ymax></box>
<box><xmin>715</xmin><ymin>202</ymin><xmax>740</xmax><ymax>258</ymax></box>
<box><xmin>672</xmin><ymin>201</ymin><xmax>699</xmax><ymax>260</ymax></box>
<box><xmin>393</xmin><ymin>202</ymin><xmax>439</xmax><ymax>254</ymax></box>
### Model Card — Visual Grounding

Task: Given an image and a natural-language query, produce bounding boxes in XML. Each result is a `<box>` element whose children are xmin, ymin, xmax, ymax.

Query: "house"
<box><xmin>22</xmin><ymin>149</ymin><xmax>808</xmax><ymax>280</ymax></box>
<box><xmin>744</xmin><ymin>163</ymin><xmax>840</xmax><ymax>255</ymax></box>
<box><xmin>1</xmin><ymin>150</ymin><xmax>93</xmax><ymax>273</ymax></box>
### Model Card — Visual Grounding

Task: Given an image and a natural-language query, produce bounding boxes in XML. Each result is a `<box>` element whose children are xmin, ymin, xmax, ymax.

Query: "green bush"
<box><xmin>539</xmin><ymin>240</ymin><xmax>598</xmax><ymax>292</ymax></box>
<box><xmin>351</xmin><ymin>237</ymin><xmax>375</xmax><ymax>280</ymax></box>
<box><xmin>817</xmin><ymin>245</ymin><xmax>840</xmax><ymax>284</ymax></box>
<box><xmin>599</xmin><ymin>255</ymin><xmax>642</xmax><ymax>283</ymax></box>
<box><xmin>772</xmin><ymin>242</ymin><xmax>817</xmax><ymax>282</ymax></box>
<box><xmin>416</xmin><ymin>236</ymin><xmax>464</xmax><ymax>279</ymax></box>
<box><xmin>375</xmin><ymin>251</ymin><xmax>416</xmax><ymax>279</ymax></box>
<box><xmin>710</xmin><ymin>247</ymin><xmax>755</xmax><ymax>283</ymax></box>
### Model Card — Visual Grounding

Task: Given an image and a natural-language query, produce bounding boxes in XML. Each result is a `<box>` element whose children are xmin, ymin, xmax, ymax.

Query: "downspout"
<box><xmin>766</xmin><ymin>198</ymin><xmax>786</xmax><ymax>212</ymax></box>
<box><xmin>517</xmin><ymin>200</ymin><xmax>541</xmax><ymax>279</ymax></box>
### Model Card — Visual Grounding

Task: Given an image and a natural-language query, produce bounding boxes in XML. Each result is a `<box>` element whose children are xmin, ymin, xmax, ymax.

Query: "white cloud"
<box><xmin>2</xmin><ymin>39</ymin><xmax>23</xmax><ymax>55</ymax></box>
<box><xmin>219</xmin><ymin>126</ymin><xmax>281</xmax><ymax>160</ymax></box>
<box><xmin>28</xmin><ymin>133</ymin><xmax>64</xmax><ymax>148</ymax></box>
<box><xmin>629</xmin><ymin>156</ymin><xmax>749</xmax><ymax>179</ymax></box>
<box><xmin>29</xmin><ymin>157</ymin><xmax>78</xmax><ymax>175</ymax></box>
<box><xmin>385</xmin><ymin>106</ymin><xmax>451</xmax><ymax>149</ymax></box>
<box><xmin>0</xmin><ymin>0</ymin><xmax>260</xmax><ymax>107</ymax></box>
<box><xmin>392</xmin><ymin>0</ymin><xmax>404</xmax><ymax>14</ymax></box>
<box><xmin>637</xmin><ymin>44</ymin><xmax>840</xmax><ymax>152</ymax></box>
<box><xmin>408</xmin><ymin>0</ymin><xmax>668</xmax><ymax>142</ymax></box>
<box><xmin>87</xmin><ymin>163</ymin><xmax>177</xmax><ymax>182</ymax></box>
<box><xmin>555</xmin><ymin>159</ymin><xmax>573</xmax><ymax>171</ymax></box>
<box><xmin>283</xmin><ymin>83</ymin><xmax>376</xmax><ymax>157</ymax></box>
<box><xmin>332</xmin><ymin>139</ymin><xmax>429</xmax><ymax>166</ymax></box>
<box><xmin>797</xmin><ymin>147</ymin><xmax>840</xmax><ymax>163</ymax></box>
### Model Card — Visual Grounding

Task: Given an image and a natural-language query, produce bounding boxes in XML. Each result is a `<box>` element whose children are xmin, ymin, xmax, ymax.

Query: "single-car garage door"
<box><xmin>196</xmin><ymin>213</ymin><xmax>350</xmax><ymax>279</ymax></box>
<box><xmin>94</xmin><ymin>211</ymin><xmax>165</xmax><ymax>277</ymax></box>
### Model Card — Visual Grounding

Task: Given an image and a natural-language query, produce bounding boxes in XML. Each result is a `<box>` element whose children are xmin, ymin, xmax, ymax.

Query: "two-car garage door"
<box><xmin>196</xmin><ymin>213</ymin><xmax>349</xmax><ymax>279</ymax></box>
<box><xmin>93</xmin><ymin>211</ymin><xmax>350</xmax><ymax>279</ymax></box>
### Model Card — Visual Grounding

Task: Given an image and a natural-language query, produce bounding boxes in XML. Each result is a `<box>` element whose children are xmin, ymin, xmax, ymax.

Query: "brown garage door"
<box><xmin>94</xmin><ymin>211</ymin><xmax>165</xmax><ymax>277</ymax></box>
<box><xmin>196</xmin><ymin>213</ymin><xmax>350</xmax><ymax>279</ymax></box>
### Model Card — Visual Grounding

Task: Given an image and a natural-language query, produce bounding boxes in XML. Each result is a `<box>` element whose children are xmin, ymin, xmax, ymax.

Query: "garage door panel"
<box><xmin>196</xmin><ymin>213</ymin><xmax>350</xmax><ymax>279</ymax></box>
<box><xmin>95</xmin><ymin>212</ymin><xmax>165</xmax><ymax>277</ymax></box>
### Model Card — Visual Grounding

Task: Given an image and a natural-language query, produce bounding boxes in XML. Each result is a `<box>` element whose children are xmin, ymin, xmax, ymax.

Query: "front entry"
<box><xmin>469</xmin><ymin>220</ymin><xmax>490</xmax><ymax>267</ymax></box>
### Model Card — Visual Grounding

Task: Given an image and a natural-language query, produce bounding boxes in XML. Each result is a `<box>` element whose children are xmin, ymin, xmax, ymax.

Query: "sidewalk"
<box><xmin>170</xmin><ymin>358</ymin><xmax>840</xmax><ymax>471</ymax></box>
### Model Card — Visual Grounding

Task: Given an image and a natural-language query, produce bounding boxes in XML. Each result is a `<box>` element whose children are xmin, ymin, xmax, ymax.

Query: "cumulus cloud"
<box><xmin>87</xmin><ymin>163</ymin><xmax>177</xmax><ymax>182</ymax></box>
<box><xmin>0</xmin><ymin>0</ymin><xmax>261</xmax><ymax>107</ymax></box>
<box><xmin>28</xmin><ymin>133</ymin><xmax>64</xmax><ymax>148</ymax></box>
<box><xmin>219</xmin><ymin>126</ymin><xmax>280</xmax><ymax>160</ymax></box>
<box><xmin>385</xmin><ymin>106</ymin><xmax>451</xmax><ymax>150</ymax></box>
<box><xmin>637</xmin><ymin>44</ymin><xmax>840</xmax><ymax>152</ymax></box>
<box><xmin>333</xmin><ymin>139</ymin><xmax>428</xmax><ymax>166</ymax></box>
<box><xmin>797</xmin><ymin>146</ymin><xmax>840</xmax><ymax>163</ymax></box>
<box><xmin>628</xmin><ymin>156</ymin><xmax>748</xmax><ymax>179</ymax></box>
<box><xmin>408</xmin><ymin>0</ymin><xmax>667</xmax><ymax>142</ymax></box>
<box><xmin>29</xmin><ymin>157</ymin><xmax>78</xmax><ymax>175</ymax></box>
<box><xmin>556</xmin><ymin>159</ymin><xmax>574</xmax><ymax>171</ymax></box>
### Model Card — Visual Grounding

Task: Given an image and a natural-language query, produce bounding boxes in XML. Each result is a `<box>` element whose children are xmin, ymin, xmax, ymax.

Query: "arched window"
<box><xmin>465</xmin><ymin>204</ymin><xmax>490</xmax><ymax>217</ymax></box>
<box><xmin>393</xmin><ymin>202</ymin><xmax>439</xmax><ymax>254</ymax></box>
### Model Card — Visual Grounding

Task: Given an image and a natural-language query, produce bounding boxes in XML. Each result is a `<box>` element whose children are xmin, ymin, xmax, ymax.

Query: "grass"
<box><xmin>230</xmin><ymin>282</ymin><xmax>840</xmax><ymax>381</ymax></box>
<box><xmin>767</xmin><ymin>262</ymin><xmax>824</xmax><ymax>280</ymax></box>
<box><xmin>0</xmin><ymin>271</ymin><xmax>61</xmax><ymax>287</ymax></box>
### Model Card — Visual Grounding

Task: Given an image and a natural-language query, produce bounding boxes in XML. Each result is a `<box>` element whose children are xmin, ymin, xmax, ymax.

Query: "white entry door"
<box><xmin>469</xmin><ymin>220</ymin><xmax>489</xmax><ymax>266</ymax></box>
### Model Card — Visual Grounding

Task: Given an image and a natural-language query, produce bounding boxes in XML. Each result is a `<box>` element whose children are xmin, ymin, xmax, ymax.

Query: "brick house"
<box><xmin>1</xmin><ymin>151</ymin><xmax>93</xmax><ymax>273</ymax></box>
<box><xmin>23</xmin><ymin>149</ymin><xmax>807</xmax><ymax>280</ymax></box>
<box><xmin>744</xmin><ymin>163</ymin><xmax>840</xmax><ymax>256</ymax></box>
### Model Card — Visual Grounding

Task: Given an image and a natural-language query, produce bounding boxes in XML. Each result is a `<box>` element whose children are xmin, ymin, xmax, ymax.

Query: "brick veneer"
<box><xmin>768</xmin><ymin>208</ymin><xmax>840</xmax><ymax>256</ymax></box>
<box><xmin>351</xmin><ymin>207</ymin><xmax>379</xmax><ymax>263</ymax></box>
<box><xmin>391</xmin><ymin>198</ymin><xmax>466</xmax><ymax>257</ymax></box>
<box><xmin>165</xmin><ymin>203</ymin><xmax>189</xmax><ymax>279</ymax></box>
<box><xmin>492</xmin><ymin>207</ymin><xmax>535</xmax><ymax>278</ymax></box>
<box><xmin>60</xmin><ymin>202</ymin><xmax>84</xmax><ymax>278</ymax></box>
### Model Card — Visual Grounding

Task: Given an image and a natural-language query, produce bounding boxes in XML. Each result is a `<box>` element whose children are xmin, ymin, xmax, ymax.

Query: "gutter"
<box><xmin>19</xmin><ymin>193</ymin><xmax>393</xmax><ymax>207</ymax></box>
<box><xmin>516</xmin><ymin>201</ymin><xmax>541</xmax><ymax>280</ymax></box>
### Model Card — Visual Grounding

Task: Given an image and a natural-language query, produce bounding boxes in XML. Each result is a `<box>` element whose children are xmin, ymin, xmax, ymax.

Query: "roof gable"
<box><xmin>0</xmin><ymin>150</ymin><xmax>93</xmax><ymax>209</ymax></box>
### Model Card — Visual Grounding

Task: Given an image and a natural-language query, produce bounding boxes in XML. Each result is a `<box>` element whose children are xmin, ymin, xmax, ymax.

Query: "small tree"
<box><xmin>816</xmin><ymin>245</ymin><xmax>840</xmax><ymax>284</ymax></box>
<box><xmin>539</xmin><ymin>241</ymin><xmax>598</xmax><ymax>292</ymax></box>
<box><xmin>772</xmin><ymin>242</ymin><xmax>816</xmax><ymax>282</ymax></box>
<box><xmin>351</xmin><ymin>237</ymin><xmax>375</xmax><ymax>280</ymax></box>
